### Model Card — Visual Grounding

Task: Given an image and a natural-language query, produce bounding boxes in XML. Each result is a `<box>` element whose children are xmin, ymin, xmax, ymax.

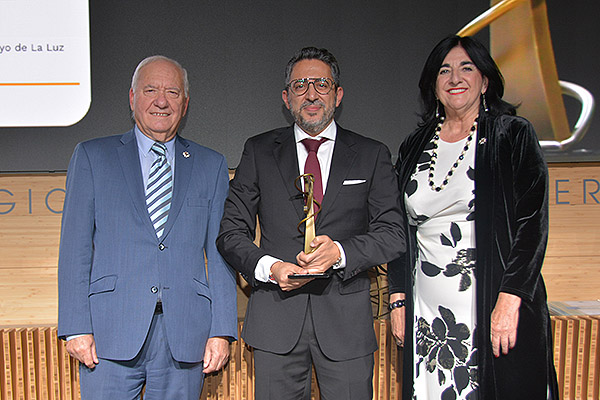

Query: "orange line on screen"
<box><xmin>0</xmin><ymin>82</ymin><xmax>80</xmax><ymax>86</ymax></box>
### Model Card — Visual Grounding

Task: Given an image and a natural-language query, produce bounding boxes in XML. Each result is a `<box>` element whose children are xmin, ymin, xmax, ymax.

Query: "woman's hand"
<box><xmin>490</xmin><ymin>292</ymin><xmax>521</xmax><ymax>357</ymax></box>
<box><xmin>390</xmin><ymin>292</ymin><xmax>406</xmax><ymax>347</ymax></box>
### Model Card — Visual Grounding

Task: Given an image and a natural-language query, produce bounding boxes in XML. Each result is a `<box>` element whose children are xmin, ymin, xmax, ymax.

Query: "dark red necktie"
<box><xmin>301</xmin><ymin>138</ymin><xmax>327</xmax><ymax>206</ymax></box>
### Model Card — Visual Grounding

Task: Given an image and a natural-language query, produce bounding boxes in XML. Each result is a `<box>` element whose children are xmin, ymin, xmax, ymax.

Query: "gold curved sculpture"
<box><xmin>294</xmin><ymin>173</ymin><xmax>320</xmax><ymax>254</ymax></box>
<box><xmin>458</xmin><ymin>0</ymin><xmax>595</xmax><ymax>150</ymax></box>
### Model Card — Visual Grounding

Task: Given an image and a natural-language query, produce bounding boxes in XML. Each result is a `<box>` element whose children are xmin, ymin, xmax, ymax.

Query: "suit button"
<box><xmin>151</xmin><ymin>286</ymin><xmax>159</xmax><ymax>294</ymax></box>
<box><xmin>158</xmin><ymin>243</ymin><xmax>165</xmax><ymax>251</ymax></box>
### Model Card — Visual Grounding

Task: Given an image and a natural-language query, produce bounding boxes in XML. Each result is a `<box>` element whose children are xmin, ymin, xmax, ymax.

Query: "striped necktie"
<box><xmin>146</xmin><ymin>142</ymin><xmax>172</xmax><ymax>238</ymax></box>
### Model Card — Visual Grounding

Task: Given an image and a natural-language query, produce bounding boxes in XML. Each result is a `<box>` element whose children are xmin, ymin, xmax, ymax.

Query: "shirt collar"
<box><xmin>134</xmin><ymin>125</ymin><xmax>176</xmax><ymax>158</ymax></box>
<box><xmin>294</xmin><ymin>120</ymin><xmax>337</xmax><ymax>143</ymax></box>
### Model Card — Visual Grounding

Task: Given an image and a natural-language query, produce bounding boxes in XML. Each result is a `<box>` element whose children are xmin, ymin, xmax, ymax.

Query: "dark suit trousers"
<box><xmin>253</xmin><ymin>298</ymin><xmax>374</xmax><ymax>400</ymax></box>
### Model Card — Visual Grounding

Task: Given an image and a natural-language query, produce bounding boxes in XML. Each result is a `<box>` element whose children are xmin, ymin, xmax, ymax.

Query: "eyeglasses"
<box><xmin>287</xmin><ymin>77</ymin><xmax>335</xmax><ymax>96</ymax></box>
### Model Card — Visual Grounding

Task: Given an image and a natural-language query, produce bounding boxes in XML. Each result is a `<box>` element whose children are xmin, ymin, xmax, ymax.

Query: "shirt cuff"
<box><xmin>66</xmin><ymin>334</ymin><xmax>89</xmax><ymax>341</ymax></box>
<box><xmin>255</xmin><ymin>255</ymin><xmax>282</xmax><ymax>283</ymax></box>
<box><xmin>333</xmin><ymin>241</ymin><xmax>346</xmax><ymax>269</ymax></box>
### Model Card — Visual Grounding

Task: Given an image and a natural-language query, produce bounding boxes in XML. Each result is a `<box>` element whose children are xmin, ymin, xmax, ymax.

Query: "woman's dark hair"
<box><xmin>418</xmin><ymin>35</ymin><xmax>516</xmax><ymax>124</ymax></box>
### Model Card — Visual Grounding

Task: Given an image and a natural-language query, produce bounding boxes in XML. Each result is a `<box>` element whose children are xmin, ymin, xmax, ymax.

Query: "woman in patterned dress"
<box><xmin>387</xmin><ymin>36</ymin><xmax>558</xmax><ymax>399</ymax></box>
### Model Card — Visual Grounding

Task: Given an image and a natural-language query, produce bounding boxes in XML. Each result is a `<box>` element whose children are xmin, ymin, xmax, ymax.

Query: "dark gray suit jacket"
<box><xmin>217</xmin><ymin>124</ymin><xmax>405</xmax><ymax>361</ymax></box>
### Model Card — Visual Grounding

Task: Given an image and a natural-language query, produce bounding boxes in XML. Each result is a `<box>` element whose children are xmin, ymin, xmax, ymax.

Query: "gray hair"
<box><xmin>284</xmin><ymin>47</ymin><xmax>341</xmax><ymax>87</ymax></box>
<box><xmin>131</xmin><ymin>55</ymin><xmax>189</xmax><ymax>97</ymax></box>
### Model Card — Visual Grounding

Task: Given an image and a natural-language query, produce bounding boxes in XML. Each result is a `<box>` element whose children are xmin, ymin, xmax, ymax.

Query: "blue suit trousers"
<box><xmin>79</xmin><ymin>313</ymin><xmax>204</xmax><ymax>400</ymax></box>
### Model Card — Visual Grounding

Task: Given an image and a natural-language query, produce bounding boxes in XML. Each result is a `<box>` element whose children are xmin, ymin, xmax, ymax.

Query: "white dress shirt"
<box><xmin>134</xmin><ymin>125</ymin><xmax>176</xmax><ymax>186</ymax></box>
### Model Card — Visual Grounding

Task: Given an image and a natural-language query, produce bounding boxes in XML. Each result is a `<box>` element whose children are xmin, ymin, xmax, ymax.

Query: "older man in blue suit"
<box><xmin>58</xmin><ymin>55</ymin><xmax>237</xmax><ymax>399</ymax></box>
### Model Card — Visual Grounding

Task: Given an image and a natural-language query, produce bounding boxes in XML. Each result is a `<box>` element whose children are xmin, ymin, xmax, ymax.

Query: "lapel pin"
<box><xmin>183</xmin><ymin>151</ymin><xmax>190</xmax><ymax>158</ymax></box>
<box><xmin>478</xmin><ymin>138</ymin><xmax>487</xmax><ymax>145</ymax></box>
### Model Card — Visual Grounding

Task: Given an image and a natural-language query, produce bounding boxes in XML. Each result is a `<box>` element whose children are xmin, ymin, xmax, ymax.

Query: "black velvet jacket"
<box><xmin>388</xmin><ymin>111</ymin><xmax>559</xmax><ymax>399</ymax></box>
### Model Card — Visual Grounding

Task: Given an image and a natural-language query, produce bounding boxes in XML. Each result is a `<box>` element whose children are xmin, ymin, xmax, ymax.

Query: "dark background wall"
<box><xmin>1</xmin><ymin>0</ymin><xmax>598</xmax><ymax>172</ymax></box>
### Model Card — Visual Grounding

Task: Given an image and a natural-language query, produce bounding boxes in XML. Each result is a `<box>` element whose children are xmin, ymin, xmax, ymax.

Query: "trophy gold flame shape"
<box><xmin>295</xmin><ymin>173</ymin><xmax>321</xmax><ymax>254</ymax></box>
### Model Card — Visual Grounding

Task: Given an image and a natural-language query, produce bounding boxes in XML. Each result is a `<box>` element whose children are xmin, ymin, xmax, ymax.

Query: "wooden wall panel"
<box><xmin>0</xmin><ymin>174</ymin><xmax>63</xmax><ymax>271</ymax></box>
<box><xmin>0</xmin><ymin>327</ymin><xmax>79</xmax><ymax>400</ymax></box>
<box><xmin>545</xmin><ymin>163</ymin><xmax>600</xmax><ymax>301</ymax></box>
<box><xmin>0</xmin><ymin>216</ymin><xmax>60</xmax><ymax>269</ymax></box>
<box><xmin>1</xmin><ymin>318</ymin><xmax>598</xmax><ymax>400</ymax></box>
<box><xmin>2</xmin><ymin>164</ymin><xmax>600</xmax><ymax>327</ymax></box>
<box><xmin>0</xmin><ymin>268</ymin><xmax>57</xmax><ymax>327</ymax></box>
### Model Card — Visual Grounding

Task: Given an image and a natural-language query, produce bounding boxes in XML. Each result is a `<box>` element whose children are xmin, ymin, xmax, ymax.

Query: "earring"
<box><xmin>482</xmin><ymin>93</ymin><xmax>489</xmax><ymax>112</ymax></box>
<box><xmin>435</xmin><ymin>100</ymin><xmax>440</xmax><ymax>119</ymax></box>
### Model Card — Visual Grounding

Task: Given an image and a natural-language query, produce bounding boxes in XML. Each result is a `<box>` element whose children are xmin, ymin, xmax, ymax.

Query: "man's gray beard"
<box><xmin>292</xmin><ymin>102</ymin><xmax>335</xmax><ymax>135</ymax></box>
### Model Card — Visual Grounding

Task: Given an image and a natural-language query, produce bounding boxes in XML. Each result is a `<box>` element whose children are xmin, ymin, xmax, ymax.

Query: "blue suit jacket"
<box><xmin>58</xmin><ymin>129</ymin><xmax>237</xmax><ymax>363</ymax></box>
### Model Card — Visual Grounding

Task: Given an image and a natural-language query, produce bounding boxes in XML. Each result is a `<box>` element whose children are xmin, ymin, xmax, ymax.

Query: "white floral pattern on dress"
<box><xmin>406</xmin><ymin>135</ymin><xmax>479</xmax><ymax>400</ymax></box>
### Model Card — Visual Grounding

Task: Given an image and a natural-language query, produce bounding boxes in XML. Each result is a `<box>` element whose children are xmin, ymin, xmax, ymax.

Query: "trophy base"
<box><xmin>288</xmin><ymin>272</ymin><xmax>330</xmax><ymax>279</ymax></box>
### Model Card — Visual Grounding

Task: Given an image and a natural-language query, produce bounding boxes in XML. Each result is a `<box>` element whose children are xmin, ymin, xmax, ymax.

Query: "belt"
<box><xmin>154</xmin><ymin>301</ymin><xmax>163</xmax><ymax>314</ymax></box>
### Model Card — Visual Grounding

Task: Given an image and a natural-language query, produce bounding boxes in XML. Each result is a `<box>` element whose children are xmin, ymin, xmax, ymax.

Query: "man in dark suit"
<box><xmin>58</xmin><ymin>55</ymin><xmax>237</xmax><ymax>399</ymax></box>
<box><xmin>217</xmin><ymin>47</ymin><xmax>405</xmax><ymax>399</ymax></box>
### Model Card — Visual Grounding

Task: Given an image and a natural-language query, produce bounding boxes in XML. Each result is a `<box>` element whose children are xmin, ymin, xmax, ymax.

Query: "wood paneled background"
<box><xmin>0</xmin><ymin>163</ymin><xmax>599</xmax><ymax>399</ymax></box>
<box><xmin>544</xmin><ymin>164</ymin><xmax>600</xmax><ymax>302</ymax></box>
<box><xmin>0</xmin><ymin>163</ymin><xmax>599</xmax><ymax>326</ymax></box>
<box><xmin>2</xmin><ymin>318</ymin><xmax>598</xmax><ymax>400</ymax></box>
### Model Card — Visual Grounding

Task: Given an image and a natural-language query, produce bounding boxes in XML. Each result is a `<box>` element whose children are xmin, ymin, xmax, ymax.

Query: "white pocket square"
<box><xmin>343</xmin><ymin>179</ymin><xmax>367</xmax><ymax>185</ymax></box>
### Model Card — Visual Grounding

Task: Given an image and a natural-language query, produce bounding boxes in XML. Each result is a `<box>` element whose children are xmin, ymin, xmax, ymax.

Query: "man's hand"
<box><xmin>490</xmin><ymin>292</ymin><xmax>521</xmax><ymax>357</ymax></box>
<box><xmin>270</xmin><ymin>261</ymin><xmax>314</xmax><ymax>291</ymax></box>
<box><xmin>389</xmin><ymin>293</ymin><xmax>406</xmax><ymax>347</ymax></box>
<box><xmin>202</xmin><ymin>337</ymin><xmax>230</xmax><ymax>373</ymax></box>
<box><xmin>296</xmin><ymin>235</ymin><xmax>340</xmax><ymax>273</ymax></box>
<box><xmin>66</xmin><ymin>334</ymin><xmax>98</xmax><ymax>369</ymax></box>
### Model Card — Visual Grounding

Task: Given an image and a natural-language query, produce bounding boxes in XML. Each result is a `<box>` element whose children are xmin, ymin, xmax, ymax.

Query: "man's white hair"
<box><xmin>131</xmin><ymin>55</ymin><xmax>189</xmax><ymax>97</ymax></box>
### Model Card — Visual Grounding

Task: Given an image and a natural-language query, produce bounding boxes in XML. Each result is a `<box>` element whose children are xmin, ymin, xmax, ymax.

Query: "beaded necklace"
<box><xmin>428</xmin><ymin>117</ymin><xmax>478</xmax><ymax>192</ymax></box>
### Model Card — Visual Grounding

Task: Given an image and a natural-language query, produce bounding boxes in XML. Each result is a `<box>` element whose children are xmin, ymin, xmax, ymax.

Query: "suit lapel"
<box><xmin>117</xmin><ymin>130</ymin><xmax>157</xmax><ymax>239</ymax></box>
<box><xmin>161</xmin><ymin>136</ymin><xmax>192</xmax><ymax>239</ymax></box>
<box><xmin>273</xmin><ymin>127</ymin><xmax>305</xmax><ymax>220</ymax></box>
<box><xmin>317</xmin><ymin>126</ymin><xmax>357</xmax><ymax>229</ymax></box>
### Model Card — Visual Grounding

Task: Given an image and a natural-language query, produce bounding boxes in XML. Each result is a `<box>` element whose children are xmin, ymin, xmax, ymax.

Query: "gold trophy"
<box><xmin>294</xmin><ymin>173</ymin><xmax>320</xmax><ymax>254</ymax></box>
<box><xmin>290</xmin><ymin>173</ymin><xmax>329</xmax><ymax>279</ymax></box>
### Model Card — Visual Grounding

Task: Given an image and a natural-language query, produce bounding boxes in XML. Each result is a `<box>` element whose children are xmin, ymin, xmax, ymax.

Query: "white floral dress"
<box><xmin>405</xmin><ymin>134</ymin><xmax>479</xmax><ymax>399</ymax></box>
